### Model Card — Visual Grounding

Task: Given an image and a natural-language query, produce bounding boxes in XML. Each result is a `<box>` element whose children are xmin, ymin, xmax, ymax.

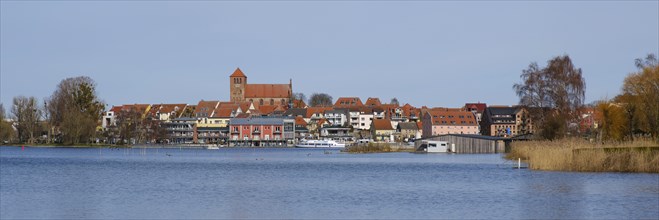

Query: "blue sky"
<box><xmin>1</xmin><ymin>1</ymin><xmax>657</xmax><ymax>110</ymax></box>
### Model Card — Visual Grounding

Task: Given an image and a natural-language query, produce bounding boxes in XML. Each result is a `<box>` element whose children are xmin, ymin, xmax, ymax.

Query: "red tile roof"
<box><xmin>194</xmin><ymin>100</ymin><xmax>220</xmax><ymax>117</ymax></box>
<box><xmin>109</xmin><ymin>106</ymin><xmax>123</xmax><ymax>113</ymax></box>
<box><xmin>146</xmin><ymin>104</ymin><xmax>162</xmax><ymax>117</ymax></box>
<box><xmin>292</xmin><ymin>99</ymin><xmax>307</xmax><ymax>108</ymax></box>
<box><xmin>160</xmin><ymin>104</ymin><xmax>187</xmax><ymax>116</ymax></box>
<box><xmin>295</xmin><ymin>116</ymin><xmax>308</xmax><ymax>127</ymax></box>
<box><xmin>230</xmin><ymin>68</ymin><xmax>246</xmax><ymax>77</ymax></box>
<box><xmin>334</xmin><ymin>97</ymin><xmax>363</xmax><ymax>107</ymax></box>
<box><xmin>122</xmin><ymin>104</ymin><xmax>150</xmax><ymax>113</ymax></box>
<box><xmin>257</xmin><ymin>105</ymin><xmax>278</xmax><ymax>115</ymax></box>
<box><xmin>235</xmin><ymin>113</ymin><xmax>250</xmax><ymax>118</ymax></box>
<box><xmin>464</xmin><ymin>103</ymin><xmax>487</xmax><ymax>113</ymax></box>
<box><xmin>211</xmin><ymin>108</ymin><xmax>234</xmax><ymax>118</ymax></box>
<box><xmin>426</xmin><ymin>110</ymin><xmax>477</xmax><ymax>126</ymax></box>
<box><xmin>317</xmin><ymin>118</ymin><xmax>329</xmax><ymax>126</ymax></box>
<box><xmin>305</xmin><ymin>107</ymin><xmax>333</xmax><ymax>118</ymax></box>
<box><xmin>245</xmin><ymin>84</ymin><xmax>291</xmax><ymax>98</ymax></box>
<box><xmin>365</xmin><ymin>97</ymin><xmax>382</xmax><ymax>107</ymax></box>
<box><xmin>372</xmin><ymin>118</ymin><xmax>394</xmax><ymax>130</ymax></box>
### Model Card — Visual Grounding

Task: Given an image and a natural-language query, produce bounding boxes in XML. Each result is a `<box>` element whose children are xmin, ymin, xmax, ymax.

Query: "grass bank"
<box><xmin>506</xmin><ymin>138</ymin><xmax>659</xmax><ymax>173</ymax></box>
<box><xmin>343</xmin><ymin>143</ymin><xmax>415</xmax><ymax>153</ymax></box>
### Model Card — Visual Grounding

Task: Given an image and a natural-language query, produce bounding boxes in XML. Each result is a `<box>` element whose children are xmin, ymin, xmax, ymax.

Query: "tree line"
<box><xmin>596</xmin><ymin>54</ymin><xmax>658</xmax><ymax>141</ymax></box>
<box><xmin>514</xmin><ymin>53</ymin><xmax>658</xmax><ymax>141</ymax></box>
<box><xmin>0</xmin><ymin>76</ymin><xmax>105</xmax><ymax>145</ymax></box>
<box><xmin>0</xmin><ymin>75</ymin><xmax>174</xmax><ymax>145</ymax></box>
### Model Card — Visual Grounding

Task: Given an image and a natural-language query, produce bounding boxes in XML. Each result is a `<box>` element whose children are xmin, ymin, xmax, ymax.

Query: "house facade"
<box><xmin>396</xmin><ymin>122</ymin><xmax>419</xmax><ymax>142</ymax></box>
<box><xmin>371</xmin><ymin>118</ymin><xmax>395</xmax><ymax>142</ymax></box>
<box><xmin>480</xmin><ymin>106</ymin><xmax>533</xmax><ymax>137</ymax></box>
<box><xmin>422</xmin><ymin>109</ymin><xmax>479</xmax><ymax>138</ymax></box>
<box><xmin>229</xmin><ymin>117</ymin><xmax>295</xmax><ymax>146</ymax></box>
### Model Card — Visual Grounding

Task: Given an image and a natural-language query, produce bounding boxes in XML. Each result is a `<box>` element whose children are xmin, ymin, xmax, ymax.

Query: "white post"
<box><xmin>518</xmin><ymin>158</ymin><xmax>521</xmax><ymax>169</ymax></box>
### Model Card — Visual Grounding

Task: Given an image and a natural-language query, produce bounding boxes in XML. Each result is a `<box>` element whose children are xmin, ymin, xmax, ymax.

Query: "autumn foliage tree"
<box><xmin>595</xmin><ymin>101</ymin><xmax>629</xmax><ymax>141</ymax></box>
<box><xmin>614</xmin><ymin>54</ymin><xmax>658</xmax><ymax>139</ymax></box>
<box><xmin>513</xmin><ymin>55</ymin><xmax>586</xmax><ymax>140</ymax></box>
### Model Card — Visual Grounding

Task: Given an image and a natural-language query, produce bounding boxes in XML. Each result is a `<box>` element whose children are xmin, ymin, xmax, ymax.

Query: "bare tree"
<box><xmin>635</xmin><ymin>53</ymin><xmax>657</xmax><ymax>69</ymax></box>
<box><xmin>513</xmin><ymin>55</ymin><xmax>586</xmax><ymax>140</ymax></box>
<box><xmin>115</xmin><ymin>107</ymin><xmax>141</xmax><ymax>145</ymax></box>
<box><xmin>309</xmin><ymin>93</ymin><xmax>333</xmax><ymax>107</ymax></box>
<box><xmin>11</xmin><ymin>96</ymin><xmax>42</xmax><ymax>144</ymax></box>
<box><xmin>291</xmin><ymin>92</ymin><xmax>307</xmax><ymax>107</ymax></box>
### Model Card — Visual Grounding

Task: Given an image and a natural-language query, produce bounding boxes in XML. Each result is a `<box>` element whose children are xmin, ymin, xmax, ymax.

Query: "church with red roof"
<box><xmin>229</xmin><ymin>68</ymin><xmax>292</xmax><ymax>107</ymax></box>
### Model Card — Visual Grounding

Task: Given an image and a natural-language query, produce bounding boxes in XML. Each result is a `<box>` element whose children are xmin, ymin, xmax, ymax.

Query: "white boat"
<box><xmin>206</xmin><ymin>145</ymin><xmax>220</xmax><ymax>150</ymax></box>
<box><xmin>295</xmin><ymin>140</ymin><xmax>345</xmax><ymax>148</ymax></box>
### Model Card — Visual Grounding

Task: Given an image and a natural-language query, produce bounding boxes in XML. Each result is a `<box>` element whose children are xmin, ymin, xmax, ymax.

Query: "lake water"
<box><xmin>1</xmin><ymin>146</ymin><xmax>658</xmax><ymax>219</ymax></box>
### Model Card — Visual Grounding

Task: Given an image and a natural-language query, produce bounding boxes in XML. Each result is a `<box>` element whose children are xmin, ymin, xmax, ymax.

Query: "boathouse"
<box><xmin>415</xmin><ymin>134</ymin><xmax>507</xmax><ymax>153</ymax></box>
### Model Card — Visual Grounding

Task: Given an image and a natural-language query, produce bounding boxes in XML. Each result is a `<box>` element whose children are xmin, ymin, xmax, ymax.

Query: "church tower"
<box><xmin>229</xmin><ymin>68</ymin><xmax>247</xmax><ymax>102</ymax></box>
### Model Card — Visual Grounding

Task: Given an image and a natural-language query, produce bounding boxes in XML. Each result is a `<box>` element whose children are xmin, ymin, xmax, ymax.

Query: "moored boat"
<box><xmin>295</xmin><ymin>140</ymin><xmax>345</xmax><ymax>148</ymax></box>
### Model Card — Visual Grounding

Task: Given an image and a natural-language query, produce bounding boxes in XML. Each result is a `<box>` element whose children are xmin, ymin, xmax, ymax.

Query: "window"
<box><xmin>275</xmin><ymin>127</ymin><xmax>281</xmax><ymax>132</ymax></box>
<box><xmin>270</xmin><ymin>99</ymin><xmax>274</xmax><ymax>105</ymax></box>
<box><xmin>260</xmin><ymin>99</ymin><xmax>264</xmax><ymax>105</ymax></box>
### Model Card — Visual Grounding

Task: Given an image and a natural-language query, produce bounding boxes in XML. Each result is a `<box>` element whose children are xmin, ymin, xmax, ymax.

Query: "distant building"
<box><xmin>480</xmin><ymin>106</ymin><xmax>533</xmax><ymax>137</ymax></box>
<box><xmin>324</xmin><ymin>109</ymin><xmax>349</xmax><ymax>127</ymax></box>
<box><xmin>229</xmin><ymin>117</ymin><xmax>295</xmax><ymax>146</ymax></box>
<box><xmin>371</xmin><ymin>118</ymin><xmax>395</xmax><ymax>142</ymax></box>
<box><xmin>464</xmin><ymin>102</ymin><xmax>487</xmax><ymax>123</ymax></box>
<box><xmin>165</xmin><ymin>117</ymin><xmax>196</xmax><ymax>144</ymax></box>
<box><xmin>320</xmin><ymin>125</ymin><xmax>352</xmax><ymax>141</ymax></box>
<box><xmin>364</xmin><ymin>97</ymin><xmax>382</xmax><ymax>107</ymax></box>
<box><xmin>422</xmin><ymin>109</ymin><xmax>479</xmax><ymax>138</ymax></box>
<box><xmin>102</xmin><ymin>106</ymin><xmax>123</xmax><ymax>129</ymax></box>
<box><xmin>397</xmin><ymin>122</ymin><xmax>419</xmax><ymax>142</ymax></box>
<box><xmin>229</xmin><ymin>68</ymin><xmax>292</xmax><ymax>107</ymax></box>
<box><xmin>156</xmin><ymin>104</ymin><xmax>187</xmax><ymax>121</ymax></box>
<box><xmin>334</xmin><ymin>97</ymin><xmax>364</xmax><ymax>108</ymax></box>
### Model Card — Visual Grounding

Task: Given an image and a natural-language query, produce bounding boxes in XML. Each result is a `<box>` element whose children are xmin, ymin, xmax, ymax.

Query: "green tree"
<box><xmin>46</xmin><ymin>76</ymin><xmax>105</xmax><ymax>145</ymax></box>
<box><xmin>513</xmin><ymin>55</ymin><xmax>586</xmax><ymax>140</ymax></box>
<box><xmin>309</xmin><ymin>93</ymin><xmax>333</xmax><ymax>107</ymax></box>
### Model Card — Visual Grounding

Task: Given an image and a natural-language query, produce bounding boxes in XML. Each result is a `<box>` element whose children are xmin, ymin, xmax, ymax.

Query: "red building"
<box><xmin>229</xmin><ymin>117</ymin><xmax>295</xmax><ymax>146</ymax></box>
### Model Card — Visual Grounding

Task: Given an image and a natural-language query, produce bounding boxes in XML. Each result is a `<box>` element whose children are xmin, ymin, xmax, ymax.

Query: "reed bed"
<box><xmin>343</xmin><ymin>143</ymin><xmax>415</xmax><ymax>153</ymax></box>
<box><xmin>507</xmin><ymin>138</ymin><xmax>659</xmax><ymax>173</ymax></box>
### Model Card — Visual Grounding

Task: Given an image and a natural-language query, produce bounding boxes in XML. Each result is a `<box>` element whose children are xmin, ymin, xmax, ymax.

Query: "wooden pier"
<box><xmin>415</xmin><ymin>134</ymin><xmax>507</xmax><ymax>154</ymax></box>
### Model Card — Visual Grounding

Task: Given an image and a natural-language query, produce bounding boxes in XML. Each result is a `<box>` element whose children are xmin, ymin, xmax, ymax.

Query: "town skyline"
<box><xmin>2</xmin><ymin>2</ymin><xmax>658</xmax><ymax>108</ymax></box>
